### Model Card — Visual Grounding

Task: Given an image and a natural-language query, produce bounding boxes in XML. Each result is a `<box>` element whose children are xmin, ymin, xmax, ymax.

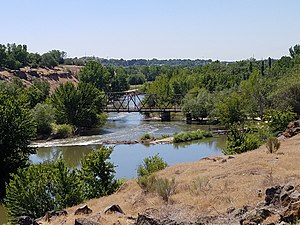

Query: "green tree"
<box><xmin>25</xmin><ymin>79</ymin><xmax>50</xmax><ymax>108</ymax></box>
<box><xmin>0</xmin><ymin>92</ymin><xmax>36</xmax><ymax>198</ymax></box>
<box><xmin>51</xmin><ymin>82</ymin><xmax>106</xmax><ymax>128</ymax></box>
<box><xmin>80</xmin><ymin>146</ymin><xmax>118</xmax><ymax>199</ymax></box>
<box><xmin>289</xmin><ymin>44</ymin><xmax>300</xmax><ymax>59</ymax></box>
<box><xmin>79</xmin><ymin>61</ymin><xmax>110</xmax><ymax>92</ymax></box>
<box><xmin>182</xmin><ymin>88</ymin><xmax>213</xmax><ymax>120</ymax></box>
<box><xmin>240</xmin><ymin>70</ymin><xmax>272</xmax><ymax>119</ymax></box>
<box><xmin>31</xmin><ymin>103</ymin><xmax>55</xmax><ymax>135</ymax></box>
<box><xmin>215</xmin><ymin>91</ymin><xmax>246</xmax><ymax>127</ymax></box>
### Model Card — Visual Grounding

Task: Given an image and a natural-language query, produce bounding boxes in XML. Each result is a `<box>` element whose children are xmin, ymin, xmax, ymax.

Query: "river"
<box><xmin>0</xmin><ymin>112</ymin><xmax>226</xmax><ymax>224</ymax></box>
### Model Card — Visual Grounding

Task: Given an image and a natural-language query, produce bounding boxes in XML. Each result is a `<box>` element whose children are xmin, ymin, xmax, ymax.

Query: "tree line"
<box><xmin>0</xmin><ymin>43</ymin><xmax>66</xmax><ymax>69</ymax></box>
<box><xmin>144</xmin><ymin>45</ymin><xmax>300</xmax><ymax>153</ymax></box>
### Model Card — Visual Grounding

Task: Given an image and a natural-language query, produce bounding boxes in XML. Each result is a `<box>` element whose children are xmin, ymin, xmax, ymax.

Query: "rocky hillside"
<box><xmin>28</xmin><ymin>134</ymin><xmax>300</xmax><ymax>225</ymax></box>
<box><xmin>0</xmin><ymin>65</ymin><xmax>81</xmax><ymax>91</ymax></box>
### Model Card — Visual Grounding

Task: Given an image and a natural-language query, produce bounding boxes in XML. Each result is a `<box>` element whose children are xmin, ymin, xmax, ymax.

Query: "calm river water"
<box><xmin>0</xmin><ymin>112</ymin><xmax>226</xmax><ymax>224</ymax></box>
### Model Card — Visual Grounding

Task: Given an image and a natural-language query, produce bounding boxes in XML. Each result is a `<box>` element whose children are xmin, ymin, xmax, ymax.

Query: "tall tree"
<box><xmin>51</xmin><ymin>82</ymin><xmax>106</xmax><ymax>128</ymax></box>
<box><xmin>0</xmin><ymin>91</ymin><xmax>36</xmax><ymax>198</ymax></box>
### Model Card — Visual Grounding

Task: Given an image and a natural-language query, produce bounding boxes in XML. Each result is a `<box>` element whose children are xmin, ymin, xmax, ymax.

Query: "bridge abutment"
<box><xmin>161</xmin><ymin>111</ymin><xmax>171</xmax><ymax>121</ymax></box>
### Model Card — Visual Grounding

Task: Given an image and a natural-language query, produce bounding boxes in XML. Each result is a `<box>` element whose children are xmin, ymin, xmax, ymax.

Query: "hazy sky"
<box><xmin>1</xmin><ymin>0</ymin><xmax>299</xmax><ymax>60</ymax></box>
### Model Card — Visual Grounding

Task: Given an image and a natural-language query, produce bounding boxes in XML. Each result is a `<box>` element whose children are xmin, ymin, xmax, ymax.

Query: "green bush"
<box><xmin>5</xmin><ymin>147</ymin><xmax>120</xmax><ymax>222</ymax></box>
<box><xmin>53</xmin><ymin>124</ymin><xmax>73</xmax><ymax>138</ymax></box>
<box><xmin>140</xmin><ymin>133</ymin><xmax>155</xmax><ymax>141</ymax></box>
<box><xmin>224</xmin><ymin>124</ymin><xmax>262</xmax><ymax>155</ymax></box>
<box><xmin>265</xmin><ymin>108</ymin><xmax>297</xmax><ymax>134</ymax></box>
<box><xmin>80</xmin><ymin>146</ymin><xmax>119</xmax><ymax>199</ymax></box>
<box><xmin>137</xmin><ymin>155</ymin><xmax>168</xmax><ymax>178</ymax></box>
<box><xmin>5</xmin><ymin>160</ymin><xmax>83</xmax><ymax>221</ymax></box>
<box><xmin>137</xmin><ymin>155</ymin><xmax>168</xmax><ymax>191</ymax></box>
<box><xmin>173</xmin><ymin>130</ymin><xmax>213</xmax><ymax>143</ymax></box>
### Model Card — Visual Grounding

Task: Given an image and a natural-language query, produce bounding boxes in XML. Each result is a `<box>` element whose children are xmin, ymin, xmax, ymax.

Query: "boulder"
<box><xmin>74</xmin><ymin>205</ymin><xmax>92</xmax><ymax>215</ymax></box>
<box><xmin>240</xmin><ymin>208</ymin><xmax>272</xmax><ymax>225</ymax></box>
<box><xmin>104</xmin><ymin>204</ymin><xmax>124</xmax><ymax>215</ymax></box>
<box><xmin>44</xmin><ymin>209</ymin><xmax>67</xmax><ymax>221</ymax></box>
<box><xmin>75</xmin><ymin>218</ymin><xmax>100</xmax><ymax>225</ymax></box>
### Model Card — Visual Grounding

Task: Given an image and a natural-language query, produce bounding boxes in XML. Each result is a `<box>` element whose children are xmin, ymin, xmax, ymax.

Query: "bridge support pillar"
<box><xmin>186</xmin><ymin>113</ymin><xmax>192</xmax><ymax>124</ymax></box>
<box><xmin>161</xmin><ymin>112</ymin><xmax>171</xmax><ymax>122</ymax></box>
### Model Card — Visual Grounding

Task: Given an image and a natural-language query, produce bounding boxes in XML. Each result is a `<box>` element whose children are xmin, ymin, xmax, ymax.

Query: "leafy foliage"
<box><xmin>137</xmin><ymin>155</ymin><xmax>168</xmax><ymax>178</ymax></box>
<box><xmin>31</xmin><ymin>103</ymin><xmax>55</xmax><ymax>135</ymax></box>
<box><xmin>52</xmin><ymin>124</ymin><xmax>74</xmax><ymax>138</ymax></box>
<box><xmin>173</xmin><ymin>130</ymin><xmax>213</xmax><ymax>143</ymax></box>
<box><xmin>0</xmin><ymin>91</ymin><xmax>36</xmax><ymax>198</ymax></box>
<box><xmin>5</xmin><ymin>147</ymin><xmax>119</xmax><ymax>221</ymax></box>
<box><xmin>224</xmin><ymin>124</ymin><xmax>262</xmax><ymax>155</ymax></box>
<box><xmin>215</xmin><ymin>92</ymin><xmax>247</xmax><ymax>127</ymax></box>
<box><xmin>25</xmin><ymin>79</ymin><xmax>50</xmax><ymax>108</ymax></box>
<box><xmin>140</xmin><ymin>133</ymin><xmax>155</xmax><ymax>141</ymax></box>
<box><xmin>182</xmin><ymin>88</ymin><xmax>213</xmax><ymax>120</ymax></box>
<box><xmin>51</xmin><ymin>82</ymin><xmax>105</xmax><ymax>128</ymax></box>
<box><xmin>5</xmin><ymin>160</ymin><xmax>83</xmax><ymax>221</ymax></box>
<box><xmin>137</xmin><ymin>155</ymin><xmax>168</xmax><ymax>191</ymax></box>
<box><xmin>79</xmin><ymin>61</ymin><xmax>129</xmax><ymax>93</ymax></box>
<box><xmin>80</xmin><ymin>146</ymin><xmax>119</xmax><ymax>199</ymax></box>
<box><xmin>265</xmin><ymin>109</ymin><xmax>297</xmax><ymax>134</ymax></box>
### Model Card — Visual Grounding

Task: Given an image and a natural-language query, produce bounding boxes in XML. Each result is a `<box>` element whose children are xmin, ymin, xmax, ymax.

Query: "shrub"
<box><xmin>137</xmin><ymin>155</ymin><xmax>168</xmax><ymax>178</ymax></box>
<box><xmin>266</xmin><ymin>137</ymin><xmax>281</xmax><ymax>153</ymax></box>
<box><xmin>154</xmin><ymin>177</ymin><xmax>176</xmax><ymax>203</ymax></box>
<box><xmin>140</xmin><ymin>133</ymin><xmax>155</xmax><ymax>141</ymax></box>
<box><xmin>265</xmin><ymin>108</ymin><xmax>297</xmax><ymax>134</ymax></box>
<box><xmin>189</xmin><ymin>177</ymin><xmax>212</xmax><ymax>196</ymax></box>
<box><xmin>53</xmin><ymin>124</ymin><xmax>73</xmax><ymax>138</ymax></box>
<box><xmin>137</xmin><ymin>155</ymin><xmax>168</xmax><ymax>190</ymax></box>
<box><xmin>173</xmin><ymin>130</ymin><xmax>212</xmax><ymax>143</ymax></box>
<box><xmin>80</xmin><ymin>146</ymin><xmax>119</xmax><ymax>199</ymax></box>
<box><xmin>5</xmin><ymin>160</ymin><xmax>83</xmax><ymax>221</ymax></box>
<box><xmin>158</xmin><ymin>134</ymin><xmax>170</xmax><ymax>139</ymax></box>
<box><xmin>224</xmin><ymin>124</ymin><xmax>262</xmax><ymax>155</ymax></box>
<box><xmin>138</xmin><ymin>174</ymin><xmax>158</xmax><ymax>192</ymax></box>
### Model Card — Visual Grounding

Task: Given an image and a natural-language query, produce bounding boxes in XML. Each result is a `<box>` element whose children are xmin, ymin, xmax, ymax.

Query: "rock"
<box><xmin>44</xmin><ymin>209</ymin><xmax>67</xmax><ymax>221</ymax></box>
<box><xmin>283</xmin><ymin>120</ymin><xmax>300</xmax><ymax>137</ymax></box>
<box><xmin>265</xmin><ymin>185</ymin><xmax>283</xmax><ymax>206</ymax></box>
<box><xmin>17</xmin><ymin>216</ymin><xmax>38</xmax><ymax>225</ymax></box>
<box><xmin>136</xmin><ymin>214</ymin><xmax>161</xmax><ymax>225</ymax></box>
<box><xmin>281</xmin><ymin>200</ymin><xmax>300</xmax><ymax>223</ymax></box>
<box><xmin>104</xmin><ymin>204</ymin><xmax>124</xmax><ymax>215</ymax></box>
<box><xmin>74</xmin><ymin>205</ymin><xmax>92</xmax><ymax>215</ymax></box>
<box><xmin>240</xmin><ymin>208</ymin><xmax>272</xmax><ymax>225</ymax></box>
<box><xmin>75</xmin><ymin>218</ymin><xmax>100</xmax><ymax>225</ymax></box>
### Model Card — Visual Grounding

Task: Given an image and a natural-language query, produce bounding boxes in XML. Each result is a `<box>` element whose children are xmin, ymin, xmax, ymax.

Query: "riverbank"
<box><xmin>37</xmin><ymin>134</ymin><xmax>300</xmax><ymax>225</ymax></box>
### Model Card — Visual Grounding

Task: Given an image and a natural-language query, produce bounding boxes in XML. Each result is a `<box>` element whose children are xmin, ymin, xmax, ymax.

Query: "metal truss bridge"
<box><xmin>103</xmin><ymin>90</ymin><xmax>182</xmax><ymax>118</ymax></box>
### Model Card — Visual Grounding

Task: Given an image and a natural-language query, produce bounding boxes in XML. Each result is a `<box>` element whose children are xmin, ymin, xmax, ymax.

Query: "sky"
<box><xmin>0</xmin><ymin>0</ymin><xmax>299</xmax><ymax>61</ymax></box>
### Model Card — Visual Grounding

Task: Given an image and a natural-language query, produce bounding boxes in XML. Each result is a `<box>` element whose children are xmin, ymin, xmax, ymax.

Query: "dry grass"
<box><xmin>40</xmin><ymin>134</ymin><xmax>300</xmax><ymax>225</ymax></box>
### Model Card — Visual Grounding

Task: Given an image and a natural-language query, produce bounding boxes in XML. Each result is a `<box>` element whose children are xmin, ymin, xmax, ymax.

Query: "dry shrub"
<box><xmin>189</xmin><ymin>177</ymin><xmax>212</xmax><ymax>196</ymax></box>
<box><xmin>266</xmin><ymin>137</ymin><xmax>281</xmax><ymax>154</ymax></box>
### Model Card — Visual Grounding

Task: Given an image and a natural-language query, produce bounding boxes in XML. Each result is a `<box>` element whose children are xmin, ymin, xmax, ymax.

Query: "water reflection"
<box><xmin>31</xmin><ymin>137</ymin><xmax>225</xmax><ymax>179</ymax></box>
<box><xmin>31</xmin><ymin>145</ymin><xmax>98</xmax><ymax>168</ymax></box>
